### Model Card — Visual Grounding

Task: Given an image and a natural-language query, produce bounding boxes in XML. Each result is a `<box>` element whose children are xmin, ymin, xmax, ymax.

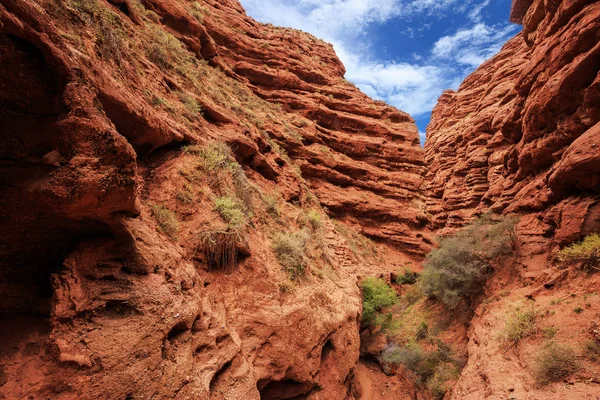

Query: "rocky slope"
<box><xmin>424</xmin><ymin>0</ymin><xmax>600</xmax><ymax>398</ymax></box>
<box><xmin>200</xmin><ymin>0</ymin><xmax>431</xmax><ymax>255</ymax></box>
<box><xmin>0</xmin><ymin>0</ymin><xmax>425</xmax><ymax>398</ymax></box>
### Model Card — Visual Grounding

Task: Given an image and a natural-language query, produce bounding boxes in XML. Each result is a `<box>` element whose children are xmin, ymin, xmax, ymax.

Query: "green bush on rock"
<box><xmin>420</xmin><ymin>215</ymin><xmax>517</xmax><ymax>307</ymax></box>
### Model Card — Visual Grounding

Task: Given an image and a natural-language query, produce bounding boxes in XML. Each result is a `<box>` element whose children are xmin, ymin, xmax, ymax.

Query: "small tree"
<box><xmin>361</xmin><ymin>277</ymin><xmax>398</xmax><ymax>329</ymax></box>
<box><xmin>420</xmin><ymin>215</ymin><xmax>517</xmax><ymax>307</ymax></box>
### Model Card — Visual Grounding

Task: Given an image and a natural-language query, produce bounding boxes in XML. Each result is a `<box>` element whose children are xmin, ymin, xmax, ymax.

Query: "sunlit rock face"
<box><xmin>424</xmin><ymin>0</ymin><xmax>600</xmax><ymax>253</ymax></box>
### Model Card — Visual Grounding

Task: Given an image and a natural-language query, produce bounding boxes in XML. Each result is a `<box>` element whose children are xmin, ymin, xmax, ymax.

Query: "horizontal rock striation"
<box><xmin>0</xmin><ymin>0</ymin><xmax>406</xmax><ymax>398</ymax></box>
<box><xmin>424</xmin><ymin>0</ymin><xmax>600</xmax><ymax>252</ymax></box>
<box><xmin>198</xmin><ymin>0</ymin><xmax>431</xmax><ymax>255</ymax></box>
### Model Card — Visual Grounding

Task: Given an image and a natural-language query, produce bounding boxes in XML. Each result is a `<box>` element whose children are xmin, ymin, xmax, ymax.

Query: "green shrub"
<box><xmin>573</xmin><ymin>306</ymin><xmax>583</xmax><ymax>314</ymax></box>
<box><xmin>145</xmin><ymin>25</ymin><xmax>196</xmax><ymax>72</ymax></box>
<box><xmin>427</xmin><ymin>362</ymin><xmax>460</xmax><ymax>399</ymax></box>
<box><xmin>176</xmin><ymin>184</ymin><xmax>197</xmax><ymax>204</ymax></box>
<box><xmin>420</xmin><ymin>215</ymin><xmax>517</xmax><ymax>307</ymax></box>
<box><xmin>71</xmin><ymin>0</ymin><xmax>125</xmax><ymax>63</ymax></box>
<box><xmin>272</xmin><ymin>230</ymin><xmax>310</xmax><ymax>280</ymax></box>
<box><xmin>533</xmin><ymin>342</ymin><xmax>578</xmax><ymax>384</ymax></box>
<box><xmin>263</xmin><ymin>193</ymin><xmax>280</xmax><ymax>218</ymax></box>
<box><xmin>361</xmin><ymin>277</ymin><xmax>398</xmax><ymax>329</ymax></box>
<box><xmin>558</xmin><ymin>233</ymin><xmax>600</xmax><ymax>272</ymax></box>
<box><xmin>177</xmin><ymin>91</ymin><xmax>203</xmax><ymax>119</ymax></box>
<box><xmin>151</xmin><ymin>204</ymin><xmax>179</xmax><ymax>239</ymax></box>
<box><xmin>396</xmin><ymin>269</ymin><xmax>418</xmax><ymax>285</ymax></box>
<box><xmin>499</xmin><ymin>302</ymin><xmax>538</xmax><ymax>346</ymax></box>
<box><xmin>193</xmin><ymin>142</ymin><xmax>234</xmax><ymax>174</ymax></box>
<box><xmin>379</xmin><ymin>342</ymin><xmax>454</xmax><ymax>384</ymax></box>
<box><xmin>301</xmin><ymin>209</ymin><xmax>322</xmax><ymax>230</ymax></box>
<box><xmin>214</xmin><ymin>196</ymin><xmax>246</xmax><ymax>229</ymax></box>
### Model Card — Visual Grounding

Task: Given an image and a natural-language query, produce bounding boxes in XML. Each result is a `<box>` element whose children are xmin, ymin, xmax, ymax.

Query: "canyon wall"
<box><xmin>2</xmin><ymin>0</ymin><xmax>599</xmax><ymax>398</ymax></box>
<box><xmin>424</xmin><ymin>0</ymin><xmax>600</xmax><ymax>254</ymax></box>
<box><xmin>0</xmin><ymin>0</ymin><xmax>427</xmax><ymax>398</ymax></box>
<box><xmin>424</xmin><ymin>1</ymin><xmax>600</xmax><ymax>398</ymax></box>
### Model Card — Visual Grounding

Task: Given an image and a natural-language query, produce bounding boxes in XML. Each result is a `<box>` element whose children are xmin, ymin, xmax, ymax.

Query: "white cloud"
<box><xmin>239</xmin><ymin>0</ymin><xmax>516</xmax><ymax>128</ymax></box>
<box><xmin>468</xmin><ymin>0</ymin><xmax>491</xmax><ymax>22</ymax></box>
<box><xmin>432</xmin><ymin>23</ymin><xmax>517</xmax><ymax>67</ymax></box>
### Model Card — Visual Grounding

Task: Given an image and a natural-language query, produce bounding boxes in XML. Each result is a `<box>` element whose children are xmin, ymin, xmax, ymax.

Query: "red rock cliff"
<box><xmin>199</xmin><ymin>0</ymin><xmax>431</xmax><ymax>255</ymax></box>
<box><xmin>0</xmin><ymin>0</ymin><xmax>427</xmax><ymax>398</ymax></box>
<box><xmin>424</xmin><ymin>1</ymin><xmax>600</xmax><ymax>398</ymax></box>
<box><xmin>425</xmin><ymin>0</ymin><xmax>600</xmax><ymax>253</ymax></box>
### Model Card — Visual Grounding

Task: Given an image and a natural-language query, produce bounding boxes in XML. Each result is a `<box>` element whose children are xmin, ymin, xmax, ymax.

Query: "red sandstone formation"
<box><xmin>424</xmin><ymin>1</ymin><xmax>600</xmax><ymax>398</ymax></box>
<box><xmin>425</xmin><ymin>0</ymin><xmax>600</xmax><ymax>253</ymax></box>
<box><xmin>199</xmin><ymin>0</ymin><xmax>430</xmax><ymax>255</ymax></box>
<box><xmin>2</xmin><ymin>0</ymin><xmax>600</xmax><ymax>398</ymax></box>
<box><xmin>0</xmin><ymin>0</ymin><xmax>426</xmax><ymax>398</ymax></box>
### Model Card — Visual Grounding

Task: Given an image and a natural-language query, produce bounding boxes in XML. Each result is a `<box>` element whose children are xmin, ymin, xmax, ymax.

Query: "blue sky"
<box><xmin>239</xmin><ymin>0</ymin><xmax>520</xmax><ymax>144</ymax></box>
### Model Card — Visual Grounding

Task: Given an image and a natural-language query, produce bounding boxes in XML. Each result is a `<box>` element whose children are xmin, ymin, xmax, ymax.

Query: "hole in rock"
<box><xmin>109</xmin><ymin>0</ymin><xmax>132</xmax><ymax>18</ymax></box>
<box><xmin>321</xmin><ymin>340</ymin><xmax>334</xmax><ymax>363</ymax></box>
<box><xmin>97</xmin><ymin>92</ymin><xmax>163</xmax><ymax>158</ymax></box>
<box><xmin>167</xmin><ymin>322</ymin><xmax>190</xmax><ymax>342</ymax></box>
<box><xmin>102</xmin><ymin>299</ymin><xmax>139</xmax><ymax>318</ymax></box>
<box><xmin>209</xmin><ymin>360</ymin><xmax>233</xmax><ymax>393</ymax></box>
<box><xmin>143</xmin><ymin>140</ymin><xmax>189</xmax><ymax>167</ymax></box>
<box><xmin>257</xmin><ymin>378</ymin><xmax>317</xmax><ymax>400</ymax></box>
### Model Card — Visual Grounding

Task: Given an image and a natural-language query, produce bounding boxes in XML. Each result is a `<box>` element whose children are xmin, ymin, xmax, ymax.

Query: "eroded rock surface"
<box><xmin>424</xmin><ymin>1</ymin><xmax>600</xmax><ymax>398</ymax></box>
<box><xmin>424</xmin><ymin>0</ymin><xmax>600</xmax><ymax>254</ymax></box>
<box><xmin>0</xmin><ymin>0</ymin><xmax>423</xmax><ymax>398</ymax></box>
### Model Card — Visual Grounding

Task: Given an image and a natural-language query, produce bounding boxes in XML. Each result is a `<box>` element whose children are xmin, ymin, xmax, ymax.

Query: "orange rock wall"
<box><xmin>424</xmin><ymin>0</ymin><xmax>600</xmax><ymax>253</ymax></box>
<box><xmin>200</xmin><ymin>0</ymin><xmax>431</xmax><ymax>255</ymax></box>
<box><xmin>0</xmin><ymin>0</ymin><xmax>427</xmax><ymax>398</ymax></box>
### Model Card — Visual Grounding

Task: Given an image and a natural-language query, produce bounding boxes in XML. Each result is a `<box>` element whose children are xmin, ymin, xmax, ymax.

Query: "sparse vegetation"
<box><xmin>151</xmin><ymin>204</ymin><xmax>179</xmax><ymax>239</ymax></box>
<box><xmin>214</xmin><ymin>196</ymin><xmax>246</xmax><ymax>229</ymax></box>
<box><xmin>188</xmin><ymin>142</ymin><xmax>234</xmax><ymax>174</ymax></box>
<box><xmin>379</xmin><ymin>341</ymin><xmax>459</xmax><ymax>398</ymax></box>
<box><xmin>189</xmin><ymin>1</ymin><xmax>208</xmax><ymax>22</ymax></box>
<box><xmin>499</xmin><ymin>302</ymin><xmax>538</xmax><ymax>346</ymax></box>
<box><xmin>301</xmin><ymin>209</ymin><xmax>322</xmax><ymax>230</ymax></box>
<box><xmin>70</xmin><ymin>0</ymin><xmax>126</xmax><ymax>63</ymax></box>
<box><xmin>533</xmin><ymin>342</ymin><xmax>578</xmax><ymax>384</ymax></box>
<box><xmin>272</xmin><ymin>229</ymin><xmax>310</xmax><ymax>280</ymax></box>
<box><xmin>557</xmin><ymin>233</ymin><xmax>600</xmax><ymax>272</ymax></box>
<box><xmin>333</xmin><ymin>221</ymin><xmax>378</xmax><ymax>259</ymax></box>
<box><xmin>262</xmin><ymin>193</ymin><xmax>280</xmax><ymax>218</ymax></box>
<box><xmin>573</xmin><ymin>306</ymin><xmax>583</xmax><ymax>314</ymax></box>
<box><xmin>420</xmin><ymin>215</ymin><xmax>517</xmax><ymax>307</ymax></box>
<box><xmin>199</xmin><ymin>229</ymin><xmax>244</xmax><ymax>271</ymax></box>
<box><xmin>585</xmin><ymin>340</ymin><xmax>600</xmax><ymax>361</ymax></box>
<box><xmin>427</xmin><ymin>362</ymin><xmax>461</xmax><ymax>399</ymax></box>
<box><xmin>396</xmin><ymin>269</ymin><xmax>418</xmax><ymax>285</ymax></box>
<box><xmin>176</xmin><ymin>184</ymin><xmax>197</xmax><ymax>204</ymax></box>
<box><xmin>542</xmin><ymin>326</ymin><xmax>559</xmax><ymax>339</ymax></box>
<box><xmin>177</xmin><ymin>91</ymin><xmax>203</xmax><ymax>119</ymax></box>
<box><xmin>361</xmin><ymin>277</ymin><xmax>398</xmax><ymax>329</ymax></box>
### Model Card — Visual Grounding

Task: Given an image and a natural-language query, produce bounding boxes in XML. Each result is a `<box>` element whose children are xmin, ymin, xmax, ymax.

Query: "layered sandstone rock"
<box><xmin>0</xmin><ymin>0</ymin><xmax>425</xmax><ymax>398</ymax></box>
<box><xmin>198</xmin><ymin>0</ymin><xmax>430</xmax><ymax>255</ymax></box>
<box><xmin>424</xmin><ymin>1</ymin><xmax>600</xmax><ymax>398</ymax></box>
<box><xmin>424</xmin><ymin>0</ymin><xmax>600</xmax><ymax>254</ymax></box>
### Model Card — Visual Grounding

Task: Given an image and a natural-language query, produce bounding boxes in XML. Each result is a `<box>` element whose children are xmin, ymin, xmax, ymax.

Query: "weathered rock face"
<box><xmin>424</xmin><ymin>0</ymin><xmax>600</xmax><ymax>254</ymax></box>
<box><xmin>424</xmin><ymin>1</ymin><xmax>600</xmax><ymax>398</ymax></box>
<box><xmin>199</xmin><ymin>0</ymin><xmax>431</xmax><ymax>255</ymax></box>
<box><xmin>0</xmin><ymin>0</ymin><xmax>427</xmax><ymax>398</ymax></box>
